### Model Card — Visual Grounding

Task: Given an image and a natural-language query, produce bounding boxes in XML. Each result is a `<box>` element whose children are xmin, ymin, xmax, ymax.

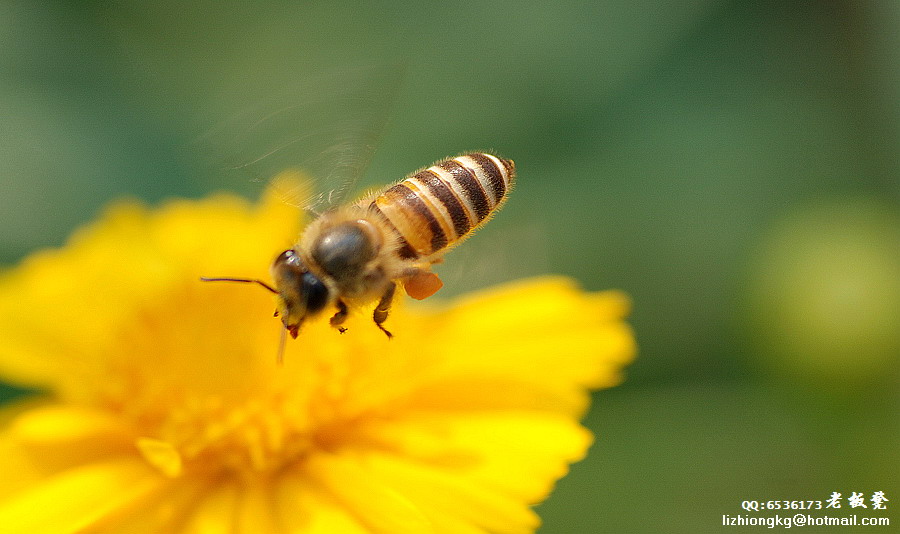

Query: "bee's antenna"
<box><xmin>200</xmin><ymin>277</ymin><xmax>278</xmax><ymax>294</ymax></box>
<box><xmin>202</xmin><ymin>277</ymin><xmax>288</xmax><ymax>365</ymax></box>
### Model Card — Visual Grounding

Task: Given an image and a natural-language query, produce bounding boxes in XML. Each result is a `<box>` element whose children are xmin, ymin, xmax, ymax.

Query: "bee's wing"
<box><xmin>188</xmin><ymin>65</ymin><xmax>402</xmax><ymax>212</ymax></box>
<box><xmin>434</xmin><ymin>219</ymin><xmax>549</xmax><ymax>295</ymax></box>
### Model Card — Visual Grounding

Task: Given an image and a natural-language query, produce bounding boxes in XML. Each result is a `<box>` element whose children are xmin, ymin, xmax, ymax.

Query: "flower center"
<box><xmin>133</xmin><ymin>391</ymin><xmax>358</xmax><ymax>479</ymax></box>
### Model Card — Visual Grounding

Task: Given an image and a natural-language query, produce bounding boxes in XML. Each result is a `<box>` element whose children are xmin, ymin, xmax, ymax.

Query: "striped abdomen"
<box><xmin>370</xmin><ymin>153</ymin><xmax>515</xmax><ymax>260</ymax></box>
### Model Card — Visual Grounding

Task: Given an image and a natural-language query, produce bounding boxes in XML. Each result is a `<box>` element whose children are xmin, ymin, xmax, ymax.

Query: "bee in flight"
<box><xmin>203</xmin><ymin>152</ymin><xmax>516</xmax><ymax>347</ymax></box>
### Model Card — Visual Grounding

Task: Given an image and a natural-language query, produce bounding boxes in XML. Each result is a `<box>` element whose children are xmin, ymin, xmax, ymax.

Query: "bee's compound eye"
<box><xmin>274</xmin><ymin>249</ymin><xmax>301</xmax><ymax>267</ymax></box>
<box><xmin>270</xmin><ymin>249</ymin><xmax>331</xmax><ymax>323</ymax></box>
<box><xmin>301</xmin><ymin>271</ymin><xmax>329</xmax><ymax>314</ymax></box>
<box><xmin>312</xmin><ymin>222</ymin><xmax>377</xmax><ymax>278</ymax></box>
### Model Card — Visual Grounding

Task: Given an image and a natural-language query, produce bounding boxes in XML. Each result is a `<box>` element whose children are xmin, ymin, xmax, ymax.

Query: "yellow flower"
<box><xmin>0</xmin><ymin>184</ymin><xmax>635</xmax><ymax>534</ymax></box>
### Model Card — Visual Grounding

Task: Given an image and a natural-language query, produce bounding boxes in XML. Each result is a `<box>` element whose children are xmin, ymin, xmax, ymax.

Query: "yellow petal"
<box><xmin>1</xmin><ymin>404</ymin><xmax>135</xmax><ymax>489</ymax></box>
<box><xmin>399</xmin><ymin>375</ymin><xmax>591</xmax><ymax>416</ymax></box>
<box><xmin>405</xmin><ymin>278</ymin><xmax>636</xmax><ymax>417</ymax></box>
<box><xmin>357</xmin><ymin>412</ymin><xmax>593</xmax><ymax>503</ymax></box>
<box><xmin>82</xmin><ymin>479</ymin><xmax>205</xmax><ymax>534</ymax></box>
<box><xmin>361</xmin><ymin>451</ymin><xmax>540</xmax><ymax>534</ymax></box>
<box><xmin>283</xmin><ymin>467</ymin><xmax>490</xmax><ymax>534</ymax></box>
<box><xmin>0</xmin><ymin>190</ymin><xmax>301</xmax><ymax>395</ymax></box>
<box><xmin>234</xmin><ymin>479</ymin><xmax>280</xmax><ymax>534</ymax></box>
<box><xmin>276</xmin><ymin>472</ymin><xmax>370</xmax><ymax>534</ymax></box>
<box><xmin>181</xmin><ymin>480</ymin><xmax>240</xmax><ymax>534</ymax></box>
<box><xmin>303</xmin><ymin>451</ymin><xmax>434</xmax><ymax>534</ymax></box>
<box><xmin>0</xmin><ymin>424</ymin><xmax>40</xmax><ymax>501</ymax></box>
<box><xmin>0</xmin><ymin>457</ymin><xmax>163</xmax><ymax>534</ymax></box>
<box><xmin>12</xmin><ymin>405</ymin><xmax>132</xmax><ymax>445</ymax></box>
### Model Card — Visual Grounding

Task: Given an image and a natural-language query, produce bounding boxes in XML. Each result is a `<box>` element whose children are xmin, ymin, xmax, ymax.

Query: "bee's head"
<box><xmin>271</xmin><ymin>249</ymin><xmax>331</xmax><ymax>338</ymax></box>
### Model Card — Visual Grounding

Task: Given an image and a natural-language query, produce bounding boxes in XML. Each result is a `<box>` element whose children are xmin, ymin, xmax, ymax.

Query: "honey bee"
<box><xmin>203</xmin><ymin>152</ymin><xmax>515</xmax><ymax>348</ymax></box>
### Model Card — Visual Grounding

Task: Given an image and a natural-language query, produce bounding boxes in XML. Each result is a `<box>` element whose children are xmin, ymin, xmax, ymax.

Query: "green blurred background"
<box><xmin>2</xmin><ymin>1</ymin><xmax>898</xmax><ymax>532</ymax></box>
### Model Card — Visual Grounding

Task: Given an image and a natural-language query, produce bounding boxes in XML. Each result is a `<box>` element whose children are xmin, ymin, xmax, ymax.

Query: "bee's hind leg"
<box><xmin>373</xmin><ymin>282</ymin><xmax>396</xmax><ymax>339</ymax></box>
<box><xmin>330</xmin><ymin>299</ymin><xmax>349</xmax><ymax>333</ymax></box>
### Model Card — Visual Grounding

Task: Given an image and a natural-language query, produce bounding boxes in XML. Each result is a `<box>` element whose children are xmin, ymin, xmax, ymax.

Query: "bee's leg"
<box><xmin>330</xmin><ymin>299</ymin><xmax>349</xmax><ymax>333</ymax></box>
<box><xmin>373</xmin><ymin>282</ymin><xmax>396</xmax><ymax>339</ymax></box>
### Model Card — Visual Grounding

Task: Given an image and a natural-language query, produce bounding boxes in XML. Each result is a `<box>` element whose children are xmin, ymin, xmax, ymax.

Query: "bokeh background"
<box><xmin>2</xmin><ymin>1</ymin><xmax>898</xmax><ymax>532</ymax></box>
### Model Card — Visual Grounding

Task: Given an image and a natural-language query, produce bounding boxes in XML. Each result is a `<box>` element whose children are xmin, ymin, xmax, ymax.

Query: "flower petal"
<box><xmin>180</xmin><ymin>480</ymin><xmax>240</xmax><ymax>534</ymax></box>
<box><xmin>0</xmin><ymin>458</ymin><xmax>163</xmax><ymax>534</ymax></box>
<box><xmin>281</xmin><ymin>466</ymin><xmax>490</xmax><ymax>534</ymax></box>
<box><xmin>1</xmin><ymin>404</ymin><xmax>136</xmax><ymax>494</ymax></box>
<box><xmin>356</xmin><ymin>412</ymin><xmax>593</xmax><ymax>503</ymax></box>
<box><xmin>360</xmin><ymin>450</ymin><xmax>540</xmax><ymax>534</ymax></box>
<box><xmin>276</xmin><ymin>473</ymin><xmax>370</xmax><ymax>534</ymax></box>
<box><xmin>402</xmin><ymin>278</ymin><xmax>636</xmax><ymax>417</ymax></box>
<box><xmin>302</xmin><ymin>451</ymin><xmax>434</xmax><ymax>534</ymax></box>
<box><xmin>0</xmin><ymin>189</ymin><xmax>301</xmax><ymax>396</ymax></box>
<box><xmin>83</xmin><ymin>479</ymin><xmax>205</xmax><ymax>534</ymax></box>
<box><xmin>234</xmin><ymin>479</ymin><xmax>281</xmax><ymax>534</ymax></box>
<box><xmin>10</xmin><ymin>404</ymin><xmax>130</xmax><ymax>444</ymax></box>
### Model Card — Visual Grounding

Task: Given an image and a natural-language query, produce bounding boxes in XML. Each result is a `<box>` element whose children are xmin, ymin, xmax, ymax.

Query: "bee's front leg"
<box><xmin>330</xmin><ymin>299</ymin><xmax>349</xmax><ymax>333</ymax></box>
<box><xmin>373</xmin><ymin>282</ymin><xmax>396</xmax><ymax>339</ymax></box>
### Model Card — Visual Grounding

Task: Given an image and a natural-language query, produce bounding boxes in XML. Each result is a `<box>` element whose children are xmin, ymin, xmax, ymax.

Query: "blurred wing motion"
<box><xmin>188</xmin><ymin>64</ymin><xmax>403</xmax><ymax>210</ymax></box>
